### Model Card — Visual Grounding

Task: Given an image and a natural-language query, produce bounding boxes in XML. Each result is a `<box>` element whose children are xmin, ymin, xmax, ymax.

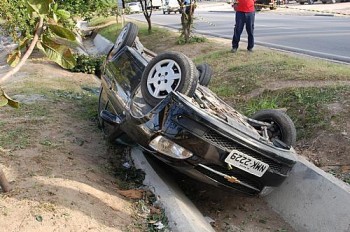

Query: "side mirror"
<box><xmin>100</xmin><ymin>110</ymin><xmax>125</xmax><ymax>125</ymax></box>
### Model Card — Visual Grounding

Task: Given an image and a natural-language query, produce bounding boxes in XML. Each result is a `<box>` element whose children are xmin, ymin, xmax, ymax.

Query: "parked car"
<box><xmin>295</xmin><ymin>0</ymin><xmax>317</xmax><ymax>4</ymax></box>
<box><xmin>126</xmin><ymin>2</ymin><xmax>142</xmax><ymax>13</ymax></box>
<box><xmin>162</xmin><ymin>0</ymin><xmax>181</xmax><ymax>14</ymax></box>
<box><xmin>255</xmin><ymin>0</ymin><xmax>276</xmax><ymax>11</ymax></box>
<box><xmin>99</xmin><ymin>22</ymin><xmax>298</xmax><ymax>196</ymax></box>
<box><xmin>296</xmin><ymin>0</ymin><xmax>342</xmax><ymax>4</ymax></box>
<box><xmin>147</xmin><ymin>0</ymin><xmax>162</xmax><ymax>9</ymax></box>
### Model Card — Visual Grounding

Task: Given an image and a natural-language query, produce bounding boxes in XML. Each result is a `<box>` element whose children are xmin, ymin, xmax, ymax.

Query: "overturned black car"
<box><xmin>98</xmin><ymin>23</ymin><xmax>297</xmax><ymax>195</ymax></box>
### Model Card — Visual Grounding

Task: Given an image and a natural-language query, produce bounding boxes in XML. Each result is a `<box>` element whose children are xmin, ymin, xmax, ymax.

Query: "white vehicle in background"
<box><xmin>126</xmin><ymin>2</ymin><xmax>142</xmax><ymax>13</ymax></box>
<box><xmin>147</xmin><ymin>0</ymin><xmax>163</xmax><ymax>9</ymax></box>
<box><xmin>162</xmin><ymin>0</ymin><xmax>181</xmax><ymax>14</ymax></box>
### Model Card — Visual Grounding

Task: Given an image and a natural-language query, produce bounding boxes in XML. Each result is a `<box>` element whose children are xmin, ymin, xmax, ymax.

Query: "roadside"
<box><xmin>0</xmin><ymin>53</ymin><xmax>165</xmax><ymax>231</ymax></box>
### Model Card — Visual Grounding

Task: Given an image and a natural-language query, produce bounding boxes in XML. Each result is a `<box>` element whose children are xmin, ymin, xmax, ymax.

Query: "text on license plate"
<box><xmin>224</xmin><ymin>150</ymin><xmax>269</xmax><ymax>177</ymax></box>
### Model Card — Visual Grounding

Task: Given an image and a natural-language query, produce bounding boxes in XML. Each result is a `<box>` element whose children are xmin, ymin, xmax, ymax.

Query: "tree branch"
<box><xmin>0</xmin><ymin>17</ymin><xmax>44</xmax><ymax>84</ymax></box>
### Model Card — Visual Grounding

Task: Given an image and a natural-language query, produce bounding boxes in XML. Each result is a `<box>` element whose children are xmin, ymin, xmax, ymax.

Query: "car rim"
<box><xmin>115</xmin><ymin>25</ymin><xmax>129</xmax><ymax>49</ymax></box>
<box><xmin>146</xmin><ymin>59</ymin><xmax>182</xmax><ymax>99</ymax></box>
<box><xmin>269</xmin><ymin>122</ymin><xmax>283</xmax><ymax>140</ymax></box>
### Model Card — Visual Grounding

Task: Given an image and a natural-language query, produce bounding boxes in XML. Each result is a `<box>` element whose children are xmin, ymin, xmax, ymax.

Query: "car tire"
<box><xmin>98</xmin><ymin>86</ymin><xmax>123</xmax><ymax>142</ymax></box>
<box><xmin>107</xmin><ymin>22</ymin><xmax>138</xmax><ymax>60</ymax></box>
<box><xmin>321</xmin><ymin>0</ymin><xmax>327</xmax><ymax>3</ymax></box>
<box><xmin>251</xmin><ymin>109</ymin><xmax>297</xmax><ymax>147</ymax></box>
<box><xmin>141</xmin><ymin>51</ymin><xmax>199</xmax><ymax>107</ymax></box>
<box><xmin>196</xmin><ymin>63</ymin><xmax>213</xmax><ymax>86</ymax></box>
<box><xmin>300</xmin><ymin>1</ymin><xmax>305</xmax><ymax>4</ymax></box>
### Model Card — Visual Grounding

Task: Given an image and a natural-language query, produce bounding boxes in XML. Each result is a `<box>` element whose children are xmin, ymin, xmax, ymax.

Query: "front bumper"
<box><xmin>127</xmin><ymin>91</ymin><xmax>297</xmax><ymax>195</ymax></box>
<box><xmin>156</xmin><ymin>92</ymin><xmax>297</xmax><ymax>195</ymax></box>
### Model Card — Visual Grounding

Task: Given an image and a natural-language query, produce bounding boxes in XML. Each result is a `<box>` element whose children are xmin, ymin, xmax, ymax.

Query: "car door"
<box><xmin>102</xmin><ymin>47</ymin><xmax>146</xmax><ymax>115</ymax></box>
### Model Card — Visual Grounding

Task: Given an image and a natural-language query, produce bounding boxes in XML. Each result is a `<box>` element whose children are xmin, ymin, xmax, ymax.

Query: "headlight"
<box><xmin>149</xmin><ymin>135</ymin><xmax>193</xmax><ymax>159</ymax></box>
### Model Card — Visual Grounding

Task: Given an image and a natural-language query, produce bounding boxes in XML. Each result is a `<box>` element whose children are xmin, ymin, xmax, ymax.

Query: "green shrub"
<box><xmin>176</xmin><ymin>35</ymin><xmax>207</xmax><ymax>45</ymax></box>
<box><xmin>70</xmin><ymin>54</ymin><xmax>105</xmax><ymax>75</ymax></box>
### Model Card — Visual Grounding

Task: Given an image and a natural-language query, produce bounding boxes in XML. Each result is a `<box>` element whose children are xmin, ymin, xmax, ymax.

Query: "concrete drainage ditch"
<box><xmin>265</xmin><ymin>157</ymin><xmax>350</xmax><ymax>232</ymax></box>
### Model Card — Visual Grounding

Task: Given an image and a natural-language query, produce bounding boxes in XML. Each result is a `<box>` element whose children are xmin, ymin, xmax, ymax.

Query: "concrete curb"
<box><xmin>264</xmin><ymin>156</ymin><xmax>350</xmax><ymax>232</ymax></box>
<box><xmin>93</xmin><ymin>34</ymin><xmax>114</xmax><ymax>55</ymax></box>
<box><xmin>131</xmin><ymin>148</ymin><xmax>215</xmax><ymax>232</ymax></box>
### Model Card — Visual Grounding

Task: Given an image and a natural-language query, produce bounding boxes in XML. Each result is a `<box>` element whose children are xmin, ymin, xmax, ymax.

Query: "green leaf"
<box><xmin>26</xmin><ymin>0</ymin><xmax>54</xmax><ymax>16</ymax></box>
<box><xmin>53</xmin><ymin>3</ymin><xmax>58</xmax><ymax>11</ymax></box>
<box><xmin>48</xmin><ymin>24</ymin><xmax>76</xmax><ymax>41</ymax></box>
<box><xmin>49</xmin><ymin>36</ymin><xmax>80</xmax><ymax>49</ymax></box>
<box><xmin>18</xmin><ymin>38</ymin><xmax>30</xmax><ymax>50</ymax></box>
<box><xmin>37</xmin><ymin>36</ymin><xmax>76</xmax><ymax>69</ymax></box>
<box><xmin>7</xmin><ymin>51</ymin><xmax>21</xmax><ymax>67</ymax></box>
<box><xmin>53</xmin><ymin>12</ymin><xmax>58</xmax><ymax>23</ymax></box>
<box><xmin>7</xmin><ymin>99</ymin><xmax>20</xmax><ymax>108</ymax></box>
<box><xmin>0</xmin><ymin>96</ymin><xmax>8</xmax><ymax>107</ymax></box>
<box><xmin>0</xmin><ymin>89</ymin><xmax>19</xmax><ymax>108</ymax></box>
<box><xmin>55</xmin><ymin>9</ymin><xmax>71</xmax><ymax>20</ymax></box>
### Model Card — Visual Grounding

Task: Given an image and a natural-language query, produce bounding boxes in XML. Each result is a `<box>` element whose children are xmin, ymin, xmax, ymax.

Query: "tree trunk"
<box><xmin>180</xmin><ymin>2</ymin><xmax>195</xmax><ymax>43</ymax></box>
<box><xmin>0</xmin><ymin>17</ymin><xmax>44</xmax><ymax>84</ymax></box>
<box><xmin>0</xmin><ymin>168</ymin><xmax>11</xmax><ymax>193</ymax></box>
<box><xmin>146</xmin><ymin>17</ymin><xmax>152</xmax><ymax>33</ymax></box>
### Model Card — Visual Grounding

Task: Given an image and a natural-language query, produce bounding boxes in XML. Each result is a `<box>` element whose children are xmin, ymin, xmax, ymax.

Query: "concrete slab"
<box><xmin>264</xmin><ymin>156</ymin><xmax>350</xmax><ymax>232</ymax></box>
<box><xmin>131</xmin><ymin>147</ymin><xmax>215</xmax><ymax>232</ymax></box>
<box><xmin>93</xmin><ymin>34</ymin><xmax>113</xmax><ymax>55</ymax></box>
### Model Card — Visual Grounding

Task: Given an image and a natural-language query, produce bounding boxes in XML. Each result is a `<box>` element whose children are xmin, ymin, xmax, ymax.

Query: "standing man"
<box><xmin>231</xmin><ymin>0</ymin><xmax>255</xmax><ymax>53</ymax></box>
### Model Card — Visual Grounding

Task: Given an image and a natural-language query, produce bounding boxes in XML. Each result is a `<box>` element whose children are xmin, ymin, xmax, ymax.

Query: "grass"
<box><xmin>99</xmin><ymin>22</ymin><xmax>178</xmax><ymax>52</ymax></box>
<box><xmin>0</xmin><ymin>62</ymin><xmax>101</xmax><ymax>150</ymax></box>
<box><xmin>52</xmin><ymin>88</ymin><xmax>99</xmax><ymax>121</ymax></box>
<box><xmin>0</xmin><ymin>126</ymin><xmax>31</xmax><ymax>150</ymax></box>
<box><xmin>236</xmin><ymin>86</ymin><xmax>350</xmax><ymax>139</ymax></box>
<box><xmin>88</xmin><ymin>16</ymin><xmax>116</xmax><ymax>27</ymax></box>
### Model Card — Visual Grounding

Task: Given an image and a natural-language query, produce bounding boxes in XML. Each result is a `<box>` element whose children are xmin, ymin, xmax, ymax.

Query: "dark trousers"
<box><xmin>232</xmin><ymin>11</ymin><xmax>255</xmax><ymax>50</ymax></box>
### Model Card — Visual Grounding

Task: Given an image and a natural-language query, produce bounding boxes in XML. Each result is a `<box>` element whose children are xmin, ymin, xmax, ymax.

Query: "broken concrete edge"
<box><xmin>93</xmin><ymin>34</ymin><xmax>114</xmax><ymax>55</ymax></box>
<box><xmin>130</xmin><ymin>147</ymin><xmax>215</xmax><ymax>232</ymax></box>
<box><xmin>264</xmin><ymin>156</ymin><xmax>350</xmax><ymax>232</ymax></box>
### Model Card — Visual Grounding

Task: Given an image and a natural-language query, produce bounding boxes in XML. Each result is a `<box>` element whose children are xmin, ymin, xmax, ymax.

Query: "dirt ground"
<box><xmin>0</xmin><ymin>60</ymin><xmax>156</xmax><ymax>231</ymax></box>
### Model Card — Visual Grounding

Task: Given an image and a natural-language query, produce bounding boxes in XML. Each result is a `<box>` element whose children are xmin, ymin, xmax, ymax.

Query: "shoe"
<box><xmin>247</xmin><ymin>49</ymin><xmax>253</xmax><ymax>53</ymax></box>
<box><xmin>231</xmin><ymin>48</ymin><xmax>237</xmax><ymax>53</ymax></box>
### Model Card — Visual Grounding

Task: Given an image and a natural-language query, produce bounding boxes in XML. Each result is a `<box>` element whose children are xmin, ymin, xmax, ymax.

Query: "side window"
<box><xmin>105</xmin><ymin>50</ymin><xmax>144</xmax><ymax>98</ymax></box>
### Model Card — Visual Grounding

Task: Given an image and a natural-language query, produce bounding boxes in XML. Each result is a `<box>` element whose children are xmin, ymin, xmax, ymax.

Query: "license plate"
<box><xmin>225</xmin><ymin>150</ymin><xmax>269</xmax><ymax>177</ymax></box>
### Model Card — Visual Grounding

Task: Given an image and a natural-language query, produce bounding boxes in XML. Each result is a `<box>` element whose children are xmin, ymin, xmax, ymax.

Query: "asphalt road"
<box><xmin>127</xmin><ymin>10</ymin><xmax>350</xmax><ymax>63</ymax></box>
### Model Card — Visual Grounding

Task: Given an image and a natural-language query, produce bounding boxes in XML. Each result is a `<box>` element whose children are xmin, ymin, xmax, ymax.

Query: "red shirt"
<box><xmin>235</xmin><ymin>0</ymin><xmax>255</xmax><ymax>13</ymax></box>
